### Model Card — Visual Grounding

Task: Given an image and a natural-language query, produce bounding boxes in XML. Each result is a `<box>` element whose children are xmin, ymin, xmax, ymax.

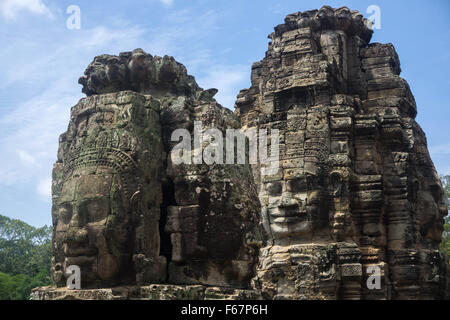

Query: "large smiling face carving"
<box><xmin>53</xmin><ymin>167</ymin><xmax>133</xmax><ymax>287</ymax></box>
<box><xmin>263</xmin><ymin>173</ymin><xmax>327</xmax><ymax>243</ymax></box>
<box><xmin>51</xmin><ymin>90</ymin><xmax>168</xmax><ymax>288</ymax></box>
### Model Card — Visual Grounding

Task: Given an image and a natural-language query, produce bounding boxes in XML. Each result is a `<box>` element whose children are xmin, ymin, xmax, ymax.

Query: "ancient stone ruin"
<box><xmin>44</xmin><ymin>50</ymin><xmax>262</xmax><ymax>300</ymax></box>
<box><xmin>32</xmin><ymin>6</ymin><xmax>449</xmax><ymax>300</ymax></box>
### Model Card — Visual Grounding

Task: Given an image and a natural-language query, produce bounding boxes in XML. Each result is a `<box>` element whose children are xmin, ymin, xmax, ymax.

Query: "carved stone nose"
<box><xmin>280</xmin><ymin>193</ymin><xmax>295</xmax><ymax>207</ymax></box>
<box><xmin>64</xmin><ymin>224</ymin><xmax>88</xmax><ymax>244</ymax></box>
<box><xmin>68</xmin><ymin>213</ymin><xmax>79</xmax><ymax>227</ymax></box>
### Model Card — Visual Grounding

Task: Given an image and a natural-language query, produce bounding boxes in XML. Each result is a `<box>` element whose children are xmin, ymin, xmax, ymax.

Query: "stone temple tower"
<box><xmin>32</xmin><ymin>6</ymin><xmax>449</xmax><ymax>300</ymax></box>
<box><xmin>236</xmin><ymin>6</ymin><xmax>449</xmax><ymax>299</ymax></box>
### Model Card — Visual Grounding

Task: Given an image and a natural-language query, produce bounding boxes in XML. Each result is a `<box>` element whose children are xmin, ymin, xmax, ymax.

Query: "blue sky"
<box><xmin>0</xmin><ymin>0</ymin><xmax>449</xmax><ymax>227</ymax></box>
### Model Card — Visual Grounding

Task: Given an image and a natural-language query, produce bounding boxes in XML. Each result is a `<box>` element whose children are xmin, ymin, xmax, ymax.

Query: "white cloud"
<box><xmin>160</xmin><ymin>0</ymin><xmax>174</xmax><ymax>7</ymax></box>
<box><xmin>0</xmin><ymin>24</ymin><xmax>148</xmax><ymax>90</ymax></box>
<box><xmin>80</xmin><ymin>25</ymin><xmax>147</xmax><ymax>50</ymax></box>
<box><xmin>17</xmin><ymin>150</ymin><xmax>39</xmax><ymax>168</ymax></box>
<box><xmin>0</xmin><ymin>85</ymin><xmax>75</xmax><ymax>186</ymax></box>
<box><xmin>0</xmin><ymin>0</ymin><xmax>53</xmax><ymax>20</ymax></box>
<box><xmin>37</xmin><ymin>177</ymin><xmax>52</xmax><ymax>200</ymax></box>
<box><xmin>141</xmin><ymin>9</ymin><xmax>219</xmax><ymax>57</ymax></box>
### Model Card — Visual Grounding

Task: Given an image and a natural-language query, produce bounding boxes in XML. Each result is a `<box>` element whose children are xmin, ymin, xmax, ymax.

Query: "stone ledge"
<box><xmin>30</xmin><ymin>285</ymin><xmax>262</xmax><ymax>300</ymax></box>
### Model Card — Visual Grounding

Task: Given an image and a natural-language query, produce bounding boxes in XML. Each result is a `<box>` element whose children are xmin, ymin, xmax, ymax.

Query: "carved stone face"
<box><xmin>263</xmin><ymin>174</ymin><xmax>326</xmax><ymax>241</ymax></box>
<box><xmin>416</xmin><ymin>174</ymin><xmax>447</xmax><ymax>242</ymax></box>
<box><xmin>54</xmin><ymin>167</ymin><xmax>133</xmax><ymax>287</ymax></box>
<box><xmin>79</xmin><ymin>55</ymin><xmax>127</xmax><ymax>95</ymax></box>
<box><xmin>258</xmin><ymin>105</ymin><xmax>331</xmax><ymax>243</ymax></box>
<box><xmin>105</xmin><ymin>56</ymin><xmax>126</xmax><ymax>84</ymax></box>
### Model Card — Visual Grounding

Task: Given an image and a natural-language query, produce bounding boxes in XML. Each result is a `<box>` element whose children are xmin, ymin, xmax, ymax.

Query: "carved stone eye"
<box><xmin>429</xmin><ymin>184</ymin><xmax>442</xmax><ymax>203</ymax></box>
<box><xmin>83</xmin><ymin>199</ymin><xmax>110</xmax><ymax>223</ymax></box>
<box><xmin>288</xmin><ymin>177</ymin><xmax>307</xmax><ymax>193</ymax></box>
<box><xmin>58</xmin><ymin>205</ymin><xmax>72</xmax><ymax>225</ymax></box>
<box><xmin>267</xmin><ymin>182</ymin><xmax>282</xmax><ymax>196</ymax></box>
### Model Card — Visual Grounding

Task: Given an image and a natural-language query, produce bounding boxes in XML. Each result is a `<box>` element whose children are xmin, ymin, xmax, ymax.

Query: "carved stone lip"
<box><xmin>64</xmin><ymin>244</ymin><xmax>96</xmax><ymax>258</ymax></box>
<box><xmin>269</xmin><ymin>206</ymin><xmax>306</xmax><ymax>218</ymax></box>
<box><xmin>65</xmin><ymin>255</ymin><xmax>96</xmax><ymax>266</ymax></box>
<box><xmin>272</xmin><ymin>216</ymin><xmax>307</xmax><ymax>223</ymax></box>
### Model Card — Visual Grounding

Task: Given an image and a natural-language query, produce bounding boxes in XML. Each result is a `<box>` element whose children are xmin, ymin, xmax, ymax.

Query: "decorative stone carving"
<box><xmin>30</xmin><ymin>285</ymin><xmax>261</xmax><ymax>300</ymax></box>
<box><xmin>160</xmin><ymin>95</ymin><xmax>261</xmax><ymax>288</ymax></box>
<box><xmin>78</xmin><ymin>48</ymin><xmax>200</xmax><ymax>97</ymax></box>
<box><xmin>50</xmin><ymin>49</ymin><xmax>261</xmax><ymax>291</ymax></box>
<box><xmin>33</xmin><ymin>6</ymin><xmax>448</xmax><ymax>300</ymax></box>
<box><xmin>236</xmin><ymin>6</ymin><xmax>449</xmax><ymax>299</ymax></box>
<box><xmin>52</xmin><ymin>91</ymin><xmax>166</xmax><ymax>288</ymax></box>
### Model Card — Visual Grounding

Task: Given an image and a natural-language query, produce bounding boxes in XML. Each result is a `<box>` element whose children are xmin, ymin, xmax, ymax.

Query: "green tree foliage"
<box><xmin>440</xmin><ymin>175</ymin><xmax>450</xmax><ymax>264</ymax></box>
<box><xmin>0</xmin><ymin>214</ymin><xmax>51</xmax><ymax>299</ymax></box>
